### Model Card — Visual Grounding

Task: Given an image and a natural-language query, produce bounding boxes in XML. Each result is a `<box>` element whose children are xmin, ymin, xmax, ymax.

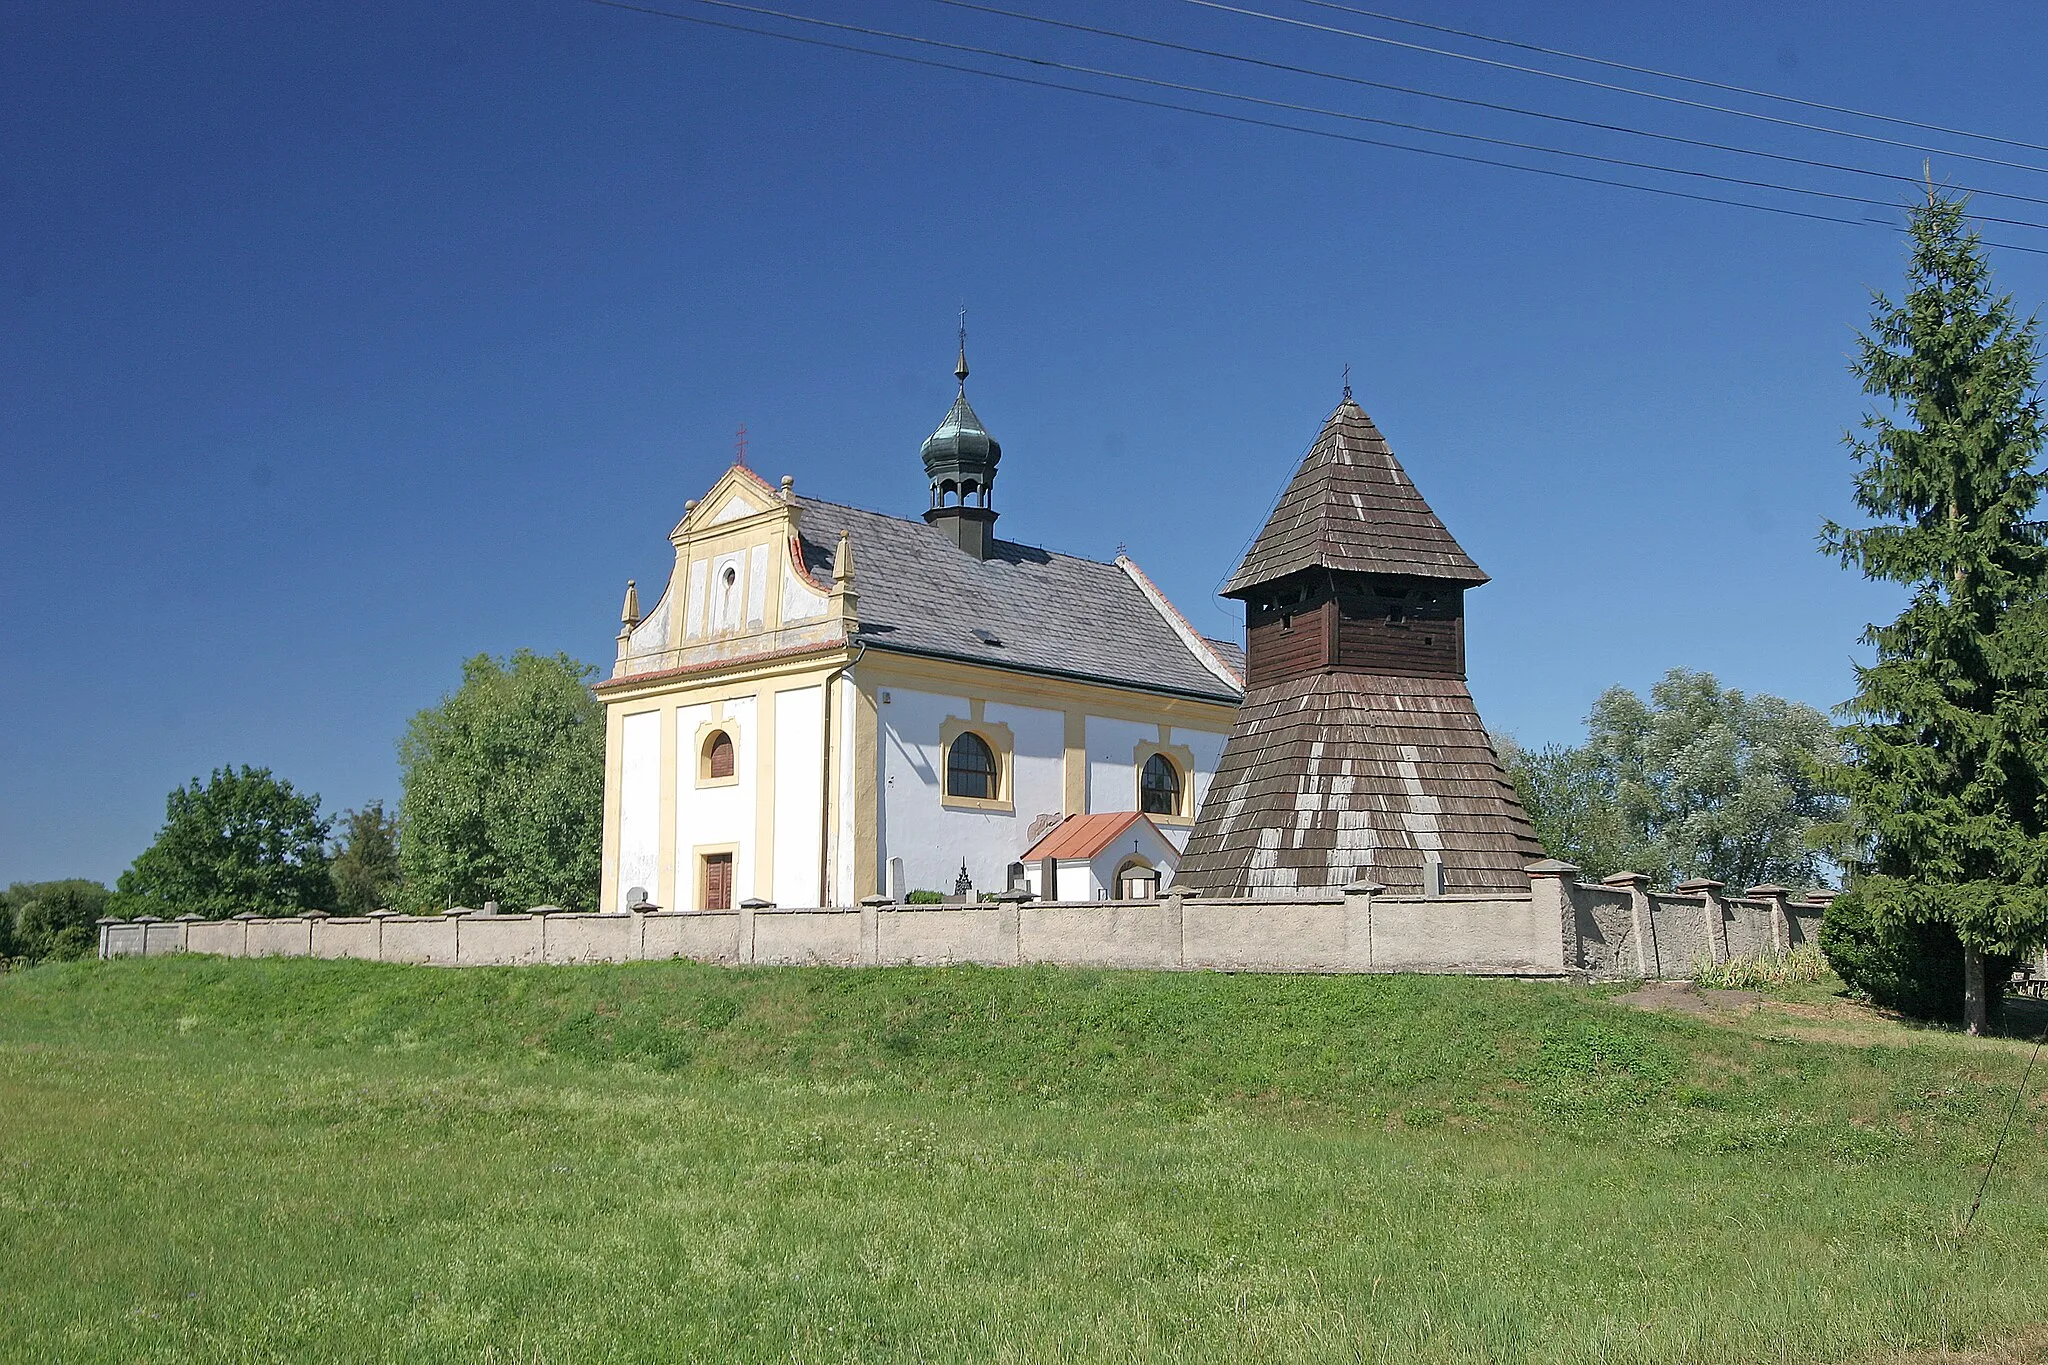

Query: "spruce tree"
<box><xmin>1822</xmin><ymin>191</ymin><xmax>2048</xmax><ymax>1034</ymax></box>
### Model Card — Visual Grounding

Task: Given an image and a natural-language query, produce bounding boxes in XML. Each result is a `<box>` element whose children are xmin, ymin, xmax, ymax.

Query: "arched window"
<box><xmin>704</xmin><ymin>730</ymin><xmax>735</xmax><ymax>781</ymax></box>
<box><xmin>946</xmin><ymin>732</ymin><xmax>997</xmax><ymax>801</ymax></box>
<box><xmin>1141</xmin><ymin>753</ymin><xmax>1182</xmax><ymax>817</ymax></box>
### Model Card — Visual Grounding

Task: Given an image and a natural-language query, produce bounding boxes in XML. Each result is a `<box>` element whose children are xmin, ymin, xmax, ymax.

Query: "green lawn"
<box><xmin>1</xmin><ymin>957</ymin><xmax>2043</xmax><ymax>1363</ymax></box>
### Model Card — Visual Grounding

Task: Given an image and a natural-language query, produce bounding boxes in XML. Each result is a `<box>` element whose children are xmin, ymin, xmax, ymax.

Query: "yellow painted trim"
<box><xmin>1133</xmin><ymin>739</ymin><xmax>1198</xmax><ymax>827</ymax></box>
<box><xmin>852</xmin><ymin>676</ymin><xmax>880</xmax><ymax>900</ymax></box>
<box><xmin>1062</xmin><ymin>709</ymin><xmax>1086</xmax><ymax>816</ymax></box>
<box><xmin>600</xmin><ymin>649</ymin><xmax>851</xmax><ymax>708</ymax></box>
<box><xmin>691</xmin><ymin>842</ymin><xmax>742</xmax><ymax>912</ymax></box>
<box><xmin>860</xmin><ymin>650</ymin><xmax>1237</xmax><ymax>731</ymax></box>
<box><xmin>693</xmin><ymin>718</ymin><xmax>741</xmax><ymax>789</ymax></box>
<box><xmin>938</xmin><ymin>712</ymin><xmax>1014</xmax><ymax>814</ymax></box>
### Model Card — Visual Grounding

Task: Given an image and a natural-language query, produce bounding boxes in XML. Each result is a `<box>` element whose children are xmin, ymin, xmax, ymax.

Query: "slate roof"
<box><xmin>1175</xmin><ymin>672</ymin><xmax>1542</xmax><ymax>897</ymax></box>
<box><xmin>1221</xmin><ymin>398</ymin><xmax>1488</xmax><ymax>596</ymax></box>
<box><xmin>793</xmin><ymin>496</ymin><xmax>1243</xmax><ymax>704</ymax></box>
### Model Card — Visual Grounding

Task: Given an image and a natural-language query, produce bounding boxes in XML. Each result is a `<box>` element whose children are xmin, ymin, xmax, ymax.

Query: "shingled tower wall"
<box><xmin>1177</xmin><ymin>396</ymin><xmax>1541</xmax><ymax>898</ymax></box>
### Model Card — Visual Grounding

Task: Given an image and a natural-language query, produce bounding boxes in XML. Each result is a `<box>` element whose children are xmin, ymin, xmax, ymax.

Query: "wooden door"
<box><xmin>702</xmin><ymin>853</ymin><xmax>733</xmax><ymax>911</ymax></box>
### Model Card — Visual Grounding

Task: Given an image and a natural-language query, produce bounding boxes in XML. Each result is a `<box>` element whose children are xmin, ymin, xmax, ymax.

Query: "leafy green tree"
<box><xmin>399</xmin><ymin>650</ymin><xmax>604</xmax><ymax>913</ymax></box>
<box><xmin>112</xmin><ymin>767</ymin><xmax>333</xmax><ymax>919</ymax></box>
<box><xmin>1819</xmin><ymin>191</ymin><xmax>2048</xmax><ymax>1034</ymax></box>
<box><xmin>1498</xmin><ymin>669</ymin><xmax>1844</xmax><ymax>887</ymax></box>
<box><xmin>1494</xmin><ymin>735</ymin><xmax>1651</xmax><ymax>881</ymax></box>
<box><xmin>2</xmin><ymin>880</ymin><xmax>111</xmax><ymax>962</ymax></box>
<box><xmin>330</xmin><ymin>801</ymin><xmax>403</xmax><ymax>916</ymax></box>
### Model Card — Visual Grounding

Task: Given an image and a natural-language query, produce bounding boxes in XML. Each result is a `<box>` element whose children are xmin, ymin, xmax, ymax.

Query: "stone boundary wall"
<box><xmin>97</xmin><ymin>863</ymin><xmax>1832</xmax><ymax>979</ymax></box>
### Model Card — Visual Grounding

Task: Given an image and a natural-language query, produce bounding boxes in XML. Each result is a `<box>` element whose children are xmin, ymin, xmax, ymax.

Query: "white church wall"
<box><xmin>673</xmin><ymin>696</ymin><xmax>756</xmax><ymax>911</ymax></box>
<box><xmin>1084</xmin><ymin>717</ymin><xmax>1227</xmax><ymax>853</ymax></box>
<box><xmin>771</xmin><ymin>686</ymin><xmax>823</xmax><ymax>907</ymax></box>
<box><xmin>878</xmin><ymin>686</ymin><xmax>1063</xmax><ymax>898</ymax></box>
<box><xmin>616</xmin><ymin>710</ymin><xmax>661</xmax><ymax>909</ymax></box>
<box><xmin>833</xmin><ymin>674</ymin><xmax>858</xmax><ymax>905</ymax></box>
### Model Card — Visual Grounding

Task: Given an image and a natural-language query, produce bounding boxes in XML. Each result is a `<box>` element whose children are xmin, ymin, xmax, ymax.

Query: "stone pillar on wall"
<box><xmin>859</xmin><ymin>894</ymin><xmax>889</xmax><ymax>967</ymax></box>
<box><xmin>1676</xmin><ymin>879</ymin><xmax>1727</xmax><ymax>965</ymax></box>
<box><xmin>95</xmin><ymin>916</ymin><xmax>120</xmax><ymax>960</ymax></box>
<box><xmin>1526</xmin><ymin>859</ymin><xmax>1582</xmax><ymax>974</ymax></box>
<box><xmin>1602</xmin><ymin>872</ymin><xmax>1655</xmax><ymax>978</ymax></box>
<box><xmin>1161</xmin><ymin>884</ymin><xmax>1190</xmax><ymax>968</ymax></box>
<box><xmin>1343</xmin><ymin>879</ymin><xmax>1384</xmax><ymax>972</ymax></box>
<box><xmin>1746</xmin><ymin>885</ymin><xmax>1792</xmax><ymax>953</ymax></box>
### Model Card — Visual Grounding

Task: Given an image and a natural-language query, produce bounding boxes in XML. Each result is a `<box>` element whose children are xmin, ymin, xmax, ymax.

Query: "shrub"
<box><xmin>904</xmin><ymin>890</ymin><xmax>946</xmax><ymax>905</ymax></box>
<box><xmin>1818</xmin><ymin>886</ymin><xmax>2016</xmax><ymax>1027</ymax></box>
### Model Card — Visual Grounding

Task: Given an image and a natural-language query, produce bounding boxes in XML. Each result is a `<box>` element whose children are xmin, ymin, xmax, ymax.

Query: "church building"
<box><xmin>595</xmin><ymin>341</ymin><xmax>1245</xmax><ymax>913</ymax></box>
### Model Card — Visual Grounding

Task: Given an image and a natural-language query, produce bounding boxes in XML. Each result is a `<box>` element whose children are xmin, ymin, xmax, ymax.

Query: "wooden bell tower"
<box><xmin>1177</xmin><ymin>393</ymin><xmax>1540</xmax><ymax>898</ymax></box>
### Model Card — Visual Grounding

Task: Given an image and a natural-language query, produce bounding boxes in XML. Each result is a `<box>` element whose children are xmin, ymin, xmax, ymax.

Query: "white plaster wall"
<box><xmin>746</xmin><ymin>544</ymin><xmax>769</xmax><ymax>629</ymax></box>
<box><xmin>1084</xmin><ymin>718</ymin><xmax>1226</xmax><ymax>853</ymax></box>
<box><xmin>833</xmin><ymin>674</ymin><xmax>858</xmax><ymax>904</ymax></box>
<box><xmin>683</xmin><ymin>560</ymin><xmax>708</xmax><ymax>639</ymax></box>
<box><xmin>674</xmin><ymin>696</ymin><xmax>756</xmax><ymax>910</ymax></box>
<box><xmin>616</xmin><ymin>710</ymin><xmax>661</xmax><ymax>909</ymax></box>
<box><xmin>772</xmin><ymin>686</ymin><xmax>823</xmax><ymax>907</ymax></box>
<box><xmin>878</xmin><ymin>687</ymin><xmax>1063</xmax><ymax>897</ymax></box>
<box><xmin>782</xmin><ymin>552</ymin><xmax>829</xmax><ymax>622</ymax></box>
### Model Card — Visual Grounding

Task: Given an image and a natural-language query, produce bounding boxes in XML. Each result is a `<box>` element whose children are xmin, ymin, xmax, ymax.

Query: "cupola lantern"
<box><xmin>921</xmin><ymin>317</ymin><xmax>1002</xmax><ymax>559</ymax></box>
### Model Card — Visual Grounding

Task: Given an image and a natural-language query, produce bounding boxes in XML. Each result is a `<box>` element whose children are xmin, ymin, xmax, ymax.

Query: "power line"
<box><xmin>920</xmin><ymin>0</ymin><xmax>2048</xmax><ymax>214</ymax></box>
<box><xmin>606</xmin><ymin>0</ymin><xmax>2048</xmax><ymax>233</ymax></box>
<box><xmin>1289</xmin><ymin>0</ymin><xmax>2048</xmax><ymax>158</ymax></box>
<box><xmin>584</xmin><ymin>0</ymin><xmax>2048</xmax><ymax>257</ymax></box>
<box><xmin>1181</xmin><ymin>0</ymin><xmax>2048</xmax><ymax>179</ymax></box>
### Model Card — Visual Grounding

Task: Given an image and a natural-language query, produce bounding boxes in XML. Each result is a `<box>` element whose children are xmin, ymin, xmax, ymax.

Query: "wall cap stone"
<box><xmin>1744</xmin><ymin>884</ymin><xmax>1791</xmax><ymax>899</ymax></box>
<box><xmin>859</xmin><ymin>894</ymin><xmax>895</xmax><ymax>907</ymax></box>
<box><xmin>1601</xmin><ymin>872</ymin><xmax>1649</xmax><ymax>887</ymax></box>
<box><xmin>1674</xmin><ymin>878</ymin><xmax>1725</xmax><ymax>893</ymax></box>
<box><xmin>739</xmin><ymin>898</ymin><xmax>775</xmax><ymax>909</ymax></box>
<box><xmin>1525</xmin><ymin>859</ymin><xmax>1581</xmax><ymax>877</ymax></box>
<box><xmin>991</xmin><ymin>890</ymin><xmax>1032</xmax><ymax>903</ymax></box>
<box><xmin>96</xmin><ymin>916</ymin><xmax>125</xmax><ymax>925</ymax></box>
<box><xmin>175</xmin><ymin>913</ymin><xmax>204</xmax><ymax>922</ymax></box>
<box><xmin>232</xmin><ymin>912</ymin><xmax>260</xmax><ymax>921</ymax></box>
<box><xmin>1342</xmin><ymin>880</ymin><xmax>1387</xmax><ymax>895</ymax></box>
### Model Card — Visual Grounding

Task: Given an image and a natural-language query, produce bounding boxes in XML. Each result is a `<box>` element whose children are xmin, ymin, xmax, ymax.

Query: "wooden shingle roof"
<box><xmin>1221</xmin><ymin>398</ymin><xmax>1487</xmax><ymax>596</ymax></box>
<box><xmin>1175</xmin><ymin>672</ymin><xmax>1542</xmax><ymax>898</ymax></box>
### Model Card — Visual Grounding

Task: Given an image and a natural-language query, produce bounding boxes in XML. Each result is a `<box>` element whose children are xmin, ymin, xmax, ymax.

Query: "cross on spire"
<box><xmin>1342</xmin><ymin>362</ymin><xmax>1352</xmax><ymax>402</ymax></box>
<box><xmin>956</xmin><ymin>305</ymin><xmax>970</xmax><ymax>389</ymax></box>
<box><xmin>734</xmin><ymin>423</ymin><xmax>749</xmax><ymax>466</ymax></box>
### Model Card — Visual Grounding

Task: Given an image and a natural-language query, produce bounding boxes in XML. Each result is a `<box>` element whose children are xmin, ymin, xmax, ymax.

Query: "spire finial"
<box><xmin>956</xmin><ymin>305</ymin><xmax>969</xmax><ymax>390</ymax></box>
<box><xmin>1342</xmin><ymin>363</ymin><xmax>1352</xmax><ymax>402</ymax></box>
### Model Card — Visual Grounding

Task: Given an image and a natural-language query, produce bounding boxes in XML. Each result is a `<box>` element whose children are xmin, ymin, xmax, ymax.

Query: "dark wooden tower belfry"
<box><xmin>1177</xmin><ymin>394</ymin><xmax>1541</xmax><ymax>897</ymax></box>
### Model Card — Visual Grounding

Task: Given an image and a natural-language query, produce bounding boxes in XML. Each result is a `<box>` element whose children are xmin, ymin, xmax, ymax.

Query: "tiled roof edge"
<box><xmin>1116</xmin><ymin>554</ymin><xmax>1246</xmax><ymax>693</ymax></box>
<box><xmin>856</xmin><ymin>638</ymin><xmax>1240</xmax><ymax>704</ymax></box>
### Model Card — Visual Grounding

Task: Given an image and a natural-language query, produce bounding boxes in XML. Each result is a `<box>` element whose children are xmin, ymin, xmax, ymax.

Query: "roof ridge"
<box><xmin>791</xmin><ymin>493</ymin><xmax>1125</xmax><ymax>571</ymax></box>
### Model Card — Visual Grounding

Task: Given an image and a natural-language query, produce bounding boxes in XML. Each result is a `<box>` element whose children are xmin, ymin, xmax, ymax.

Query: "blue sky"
<box><xmin>6</xmin><ymin>0</ymin><xmax>2048</xmax><ymax>884</ymax></box>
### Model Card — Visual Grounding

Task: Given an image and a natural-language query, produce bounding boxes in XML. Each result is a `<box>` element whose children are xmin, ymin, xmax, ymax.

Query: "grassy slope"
<box><xmin>0</xmin><ymin>957</ymin><xmax>2043</xmax><ymax>1363</ymax></box>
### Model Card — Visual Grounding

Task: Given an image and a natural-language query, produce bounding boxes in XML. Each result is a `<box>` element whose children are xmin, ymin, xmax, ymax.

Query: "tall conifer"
<box><xmin>1824</xmin><ymin>190</ymin><xmax>2048</xmax><ymax>1034</ymax></box>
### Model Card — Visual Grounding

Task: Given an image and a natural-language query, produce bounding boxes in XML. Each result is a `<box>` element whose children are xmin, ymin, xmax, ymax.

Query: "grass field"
<box><xmin>1</xmin><ymin>956</ymin><xmax>2045</xmax><ymax>1363</ymax></box>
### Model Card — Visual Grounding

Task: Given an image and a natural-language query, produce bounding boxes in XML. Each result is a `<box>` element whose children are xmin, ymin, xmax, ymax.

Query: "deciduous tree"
<box><xmin>1499</xmin><ymin>669</ymin><xmax>1844</xmax><ymax>888</ymax></box>
<box><xmin>111</xmin><ymin>768</ymin><xmax>333</xmax><ymax>919</ymax></box>
<box><xmin>2</xmin><ymin>880</ymin><xmax>111</xmax><ymax>962</ymax></box>
<box><xmin>330</xmin><ymin>801</ymin><xmax>403</xmax><ymax>916</ymax></box>
<box><xmin>398</xmin><ymin>650</ymin><xmax>604</xmax><ymax>913</ymax></box>
<box><xmin>1820</xmin><ymin>191</ymin><xmax>2048</xmax><ymax>1034</ymax></box>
